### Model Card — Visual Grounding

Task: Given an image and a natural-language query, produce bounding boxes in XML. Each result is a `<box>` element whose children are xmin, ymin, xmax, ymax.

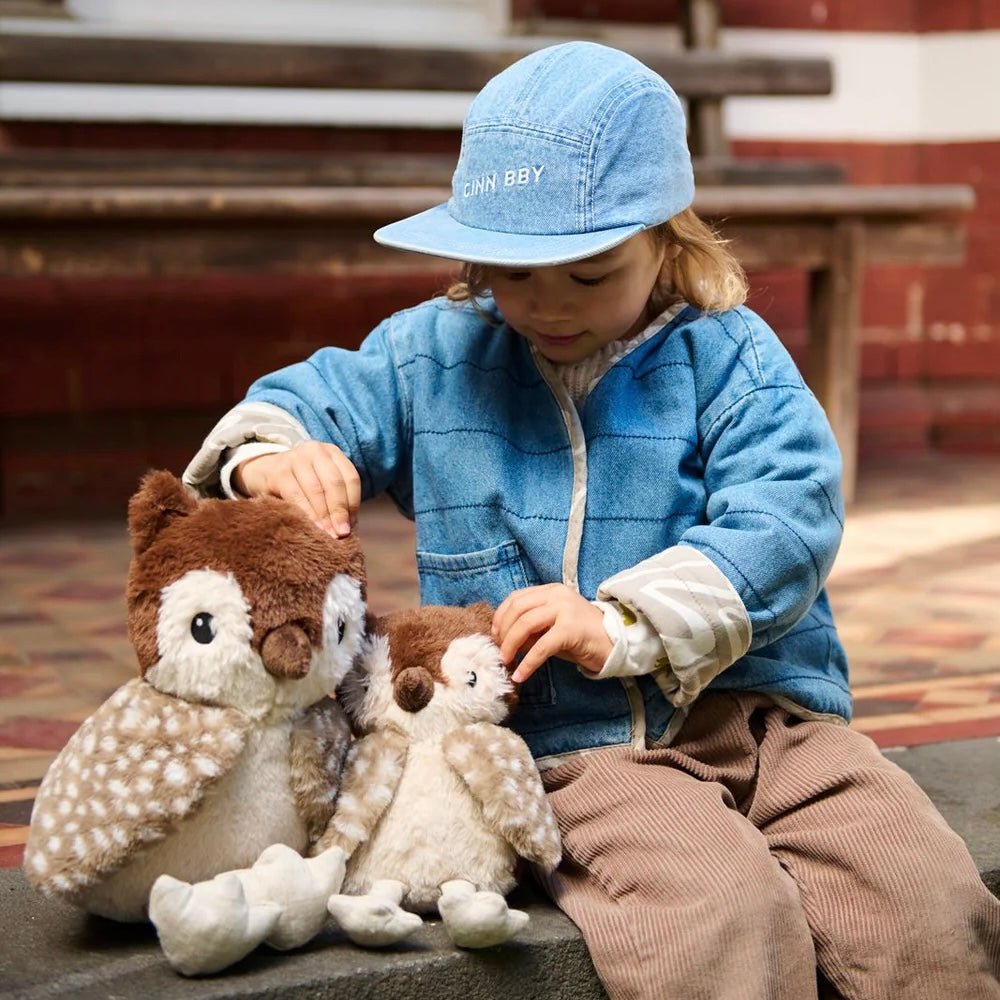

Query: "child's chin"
<box><xmin>535</xmin><ymin>334</ymin><xmax>591</xmax><ymax>359</ymax></box>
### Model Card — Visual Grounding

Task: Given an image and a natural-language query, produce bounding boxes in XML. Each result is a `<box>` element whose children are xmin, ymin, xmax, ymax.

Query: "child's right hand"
<box><xmin>233</xmin><ymin>442</ymin><xmax>361</xmax><ymax>537</ymax></box>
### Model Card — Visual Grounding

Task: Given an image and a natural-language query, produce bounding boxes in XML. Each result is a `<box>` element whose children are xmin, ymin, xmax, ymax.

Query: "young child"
<box><xmin>184</xmin><ymin>41</ymin><xmax>1000</xmax><ymax>1000</ymax></box>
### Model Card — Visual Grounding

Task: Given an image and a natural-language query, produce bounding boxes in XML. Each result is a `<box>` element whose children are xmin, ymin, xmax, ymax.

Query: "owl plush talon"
<box><xmin>239</xmin><ymin>843</ymin><xmax>347</xmax><ymax>950</ymax></box>
<box><xmin>149</xmin><ymin>872</ymin><xmax>281</xmax><ymax>976</ymax></box>
<box><xmin>327</xmin><ymin>879</ymin><xmax>423</xmax><ymax>947</ymax></box>
<box><xmin>438</xmin><ymin>879</ymin><xmax>529</xmax><ymax>948</ymax></box>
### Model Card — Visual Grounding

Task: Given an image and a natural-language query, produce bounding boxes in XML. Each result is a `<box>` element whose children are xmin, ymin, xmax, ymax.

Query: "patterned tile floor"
<box><xmin>1</xmin><ymin>452</ymin><xmax>998</xmax><ymax>868</ymax></box>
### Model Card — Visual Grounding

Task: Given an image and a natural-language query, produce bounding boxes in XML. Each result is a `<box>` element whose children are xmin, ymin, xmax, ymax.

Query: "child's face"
<box><xmin>487</xmin><ymin>233</ymin><xmax>667</xmax><ymax>363</ymax></box>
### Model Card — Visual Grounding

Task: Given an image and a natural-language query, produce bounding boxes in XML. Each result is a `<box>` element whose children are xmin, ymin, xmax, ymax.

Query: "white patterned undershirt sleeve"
<box><xmin>547</xmin><ymin>303</ymin><xmax>753</xmax><ymax>704</ymax></box>
<box><xmin>182</xmin><ymin>401</ymin><xmax>308</xmax><ymax>498</ymax></box>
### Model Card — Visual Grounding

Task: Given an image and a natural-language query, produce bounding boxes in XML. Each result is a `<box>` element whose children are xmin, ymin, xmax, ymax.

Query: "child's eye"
<box><xmin>505</xmin><ymin>271</ymin><xmax>531</xmax><ymax>282</ymax></box>
<box><xmin>571</xmin><ymin>274</ymin><xmax>608</xmax><ymax>286</ymax></box>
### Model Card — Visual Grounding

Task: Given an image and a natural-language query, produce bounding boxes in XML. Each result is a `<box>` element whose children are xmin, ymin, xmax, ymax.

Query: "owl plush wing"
<box><xmin>288</xmin><ymin>696</ymin><xmax>354</xmax><ymax>844</ymax></box>
<box><xmin>24</xmin><ymin>678</ymin><xmax>252</xmax><ymax>903</ymax></box>
<box><xmin>311</xmin><ymin>727</ymin><xmax>407</xmax><ymax>859</ymax></box>
<box><xmin>442</xmin><ymin>722</ymin><xmax>562</xmax><ymax>871</ymax></box>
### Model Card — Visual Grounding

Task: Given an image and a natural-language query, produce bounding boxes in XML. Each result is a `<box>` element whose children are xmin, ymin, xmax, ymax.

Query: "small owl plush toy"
<box><xmin>317</xmin><ymin>603</ymin><xmax>562</xmax><ymax>949</ymax></box>
<box><xmin>24</xmin><ymin>470</ymin><xmax>367</xmax><ymax>974</ymax></box>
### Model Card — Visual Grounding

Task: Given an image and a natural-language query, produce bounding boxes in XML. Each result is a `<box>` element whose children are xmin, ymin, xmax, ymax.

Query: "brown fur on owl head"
<box><xmin>340</xmin><ymin>603</ymin><xmax>518</xmax><ymax>741</ymax></box>
<box><xmin>126</xmin><ymin>470</ymin><xmax>367</xmax><ymax>716</ymax></box>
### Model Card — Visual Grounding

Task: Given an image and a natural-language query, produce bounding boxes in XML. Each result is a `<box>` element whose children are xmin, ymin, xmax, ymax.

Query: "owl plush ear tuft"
<box><xmin>128</xmin><ymin>469</ymin><xmax>198</xmax><ymax>555</ymax></box>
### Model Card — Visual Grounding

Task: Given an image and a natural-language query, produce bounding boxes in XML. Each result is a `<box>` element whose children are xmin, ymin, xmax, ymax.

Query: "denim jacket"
<box><xmin>184</xmin><ymin>296</ymin><xmax>850</xmax><ymax>766</ymax></box>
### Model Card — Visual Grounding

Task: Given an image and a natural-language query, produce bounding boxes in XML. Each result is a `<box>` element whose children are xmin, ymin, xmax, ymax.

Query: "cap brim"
<box><xmin>373</xmin><ymin>202</ymin><xmax>645</xmax><ymax>267</ymax></box>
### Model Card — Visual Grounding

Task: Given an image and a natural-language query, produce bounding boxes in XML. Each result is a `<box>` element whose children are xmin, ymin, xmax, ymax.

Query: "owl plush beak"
<box><xmin>393</xmin><ymin>666</ymin><xmax>434</xmax><ymax>713</ymax></box>
<box><xmin>260</xmin><ymin>623</ymin><xmax>312</xmax><ymax>679</ymax></box>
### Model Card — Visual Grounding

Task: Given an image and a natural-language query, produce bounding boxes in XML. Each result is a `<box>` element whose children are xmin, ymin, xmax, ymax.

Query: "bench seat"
<box><xmin>0</xmin><ymin>179</ymin><xmax>973</xmax><ymax>502</ymax></box>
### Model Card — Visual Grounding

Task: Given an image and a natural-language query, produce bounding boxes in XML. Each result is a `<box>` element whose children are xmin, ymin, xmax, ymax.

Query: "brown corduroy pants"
<box><xmin>534</xmin><ymin>692</ymin><xmax>1000</xmax><ymax>1000</ymax></box>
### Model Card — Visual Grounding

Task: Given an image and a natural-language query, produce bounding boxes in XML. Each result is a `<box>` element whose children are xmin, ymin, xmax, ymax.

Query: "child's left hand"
<box><xmin>492</xmin><ymin>584</ymin><xmax>613</xmax><ymax>683</ymax></box>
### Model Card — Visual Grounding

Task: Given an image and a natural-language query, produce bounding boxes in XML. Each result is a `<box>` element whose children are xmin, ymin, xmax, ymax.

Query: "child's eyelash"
<box><xmin>502</xmin><ymin>272</ymin><xmax>607</xmax><ymax>286</ymax></box>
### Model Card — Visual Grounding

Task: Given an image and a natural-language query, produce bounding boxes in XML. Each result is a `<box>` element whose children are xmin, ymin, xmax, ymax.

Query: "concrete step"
<box><xmin>2</xmin><ymin>737</ymin><xmax>997</xmax><ymax>999</ymax></box>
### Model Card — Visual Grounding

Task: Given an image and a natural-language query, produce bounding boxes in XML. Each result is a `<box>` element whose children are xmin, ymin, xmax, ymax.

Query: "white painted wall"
<box><xmin>63</xmin><ymin>0</ymin><xmax>510</xmax><ymax>42</ymax></box>
<box><xmin>2</xmin><ymin>15</ymin><xmax>999</xmax><ymax>142</ymax></box>
<box><xmin>722</xmin><ymin>30</ymin><xmax>1000</xmax><ymax>142</ymax></box>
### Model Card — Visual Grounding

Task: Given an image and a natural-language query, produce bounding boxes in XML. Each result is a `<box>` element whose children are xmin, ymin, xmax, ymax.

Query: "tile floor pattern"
<box><xmin>1</xmin><ymin>453</ymin><xmax>998</xmax><ymax>868</ymax></box>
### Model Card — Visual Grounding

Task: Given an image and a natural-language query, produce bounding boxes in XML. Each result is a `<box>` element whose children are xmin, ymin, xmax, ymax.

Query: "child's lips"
<box><xmin>535</xmin><ymin>330</ymin><xmax>584</xmax><ymax>345</ymax></box>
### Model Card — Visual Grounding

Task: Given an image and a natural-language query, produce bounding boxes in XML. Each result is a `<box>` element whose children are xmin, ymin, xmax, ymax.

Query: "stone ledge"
<box><xmin>2</xmin><ymin>737</ymin><xmax>997</xmax><ymax>999</ymax></box>
<box><xmin>0</xmin><ymin>877</ymin><xmax>605</xmax><ymax>1000</ymax></box>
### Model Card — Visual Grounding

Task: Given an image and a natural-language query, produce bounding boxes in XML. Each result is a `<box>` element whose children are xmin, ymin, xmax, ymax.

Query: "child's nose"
<box><xmin>528</xmin><ymin>297</ymin><xmax>574</xmax><ymax>323</ymax></box>
<box><xmin>531</xmin><ymin>310</ymin><xmax>575</xmax><ymax>324</ymax></box>
<box><xmin>526</xmin><ymin>279</ymin><xmax>574</xmax><ymax>322</ymax></box>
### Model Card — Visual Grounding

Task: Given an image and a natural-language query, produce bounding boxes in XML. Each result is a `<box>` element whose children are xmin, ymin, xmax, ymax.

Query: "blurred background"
<box><xmin>0</xmin><ymin>0</ymin><xmax>998</xmax><ymax>519</ymax></box>
<box><xmin>1</xmin><ymin>1</ymin><xmax>999</xmax><ymax>871</ymax></box>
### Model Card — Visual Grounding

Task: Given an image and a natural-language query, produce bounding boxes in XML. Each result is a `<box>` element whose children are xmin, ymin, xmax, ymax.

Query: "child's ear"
<box><xmin>128</xmin><ymin>470</ymin><xmax>198</xmax><ymax>555</ymax></box>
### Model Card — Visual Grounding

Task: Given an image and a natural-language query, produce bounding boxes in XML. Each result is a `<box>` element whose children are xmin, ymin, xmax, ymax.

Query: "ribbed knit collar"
<box><xmin>540</xmin><ymin>302</ymin><xmax>687</xmax><ymax>405</ymax></box>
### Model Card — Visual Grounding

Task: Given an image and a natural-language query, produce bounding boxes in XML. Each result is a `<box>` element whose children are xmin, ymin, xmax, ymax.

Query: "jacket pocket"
<box><xmin>416</xmin><ymin>540</ymin><xmax>529</xmax><ymax>604</ymax></box>
<box><xmin>415</xmin><ymin>540</ymin><xmax>554</xmax><ymax>708</ymax></box>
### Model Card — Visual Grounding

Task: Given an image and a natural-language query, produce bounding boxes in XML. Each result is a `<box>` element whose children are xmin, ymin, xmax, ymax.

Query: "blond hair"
<box><xmin>445</xmin><ymin>207</ymin><xmax>747</xmax><ymax>316</ymax></box>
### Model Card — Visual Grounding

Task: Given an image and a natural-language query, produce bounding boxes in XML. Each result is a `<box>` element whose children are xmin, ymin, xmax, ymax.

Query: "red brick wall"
<box><xmin>735</xmin><ymin>139</ymin><xmax>1000</xmax><ymax>457</ymax></box>
<box><xmin>0</xmin><ymin>124</ymin><xmax>460</xmax><ymax>520</ymax></box>
<box><xmin>2</xmin><ymin>4</ymin><xmax>999</xmax><ymax>519</ymax></box>
<box><xmin>518</xmin><ymin>0</ymin><xmax>1000</xmax><ymax>31</ymax></box>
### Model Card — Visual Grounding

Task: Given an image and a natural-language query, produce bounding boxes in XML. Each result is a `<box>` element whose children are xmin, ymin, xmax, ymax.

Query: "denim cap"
<box><xmin>373</xmin><ymin>41</ymin><xmax>694</xmax><ymax>266</ymax></box>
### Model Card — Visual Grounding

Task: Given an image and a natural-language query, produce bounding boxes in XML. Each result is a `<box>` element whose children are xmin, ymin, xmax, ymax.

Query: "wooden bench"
<box><xmin>0</xmin><ymin>25</ymin><xmax>976</xmax><ymax>501</ymax></box>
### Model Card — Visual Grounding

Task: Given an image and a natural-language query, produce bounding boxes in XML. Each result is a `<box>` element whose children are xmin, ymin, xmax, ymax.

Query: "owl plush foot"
<box><xmin>239</xmin><ymin>843</ymin><xmax>347</xmax><ymax>950</ymax></box>
<box><xmin>149</xmin><ymin>872</ymin><xmax>281</xmax><ymax>976</ymax></box>
<box><xmin>149</xmin><ymin>844</ymin><xmax>346</xmax><ymax>975</ymax></box>
<box><xmin>437</xmin><ymin>879</ymin><xmax>529</xmax><ymax>948</ymax></box>
<box><xmin>327</xmin><ymin>879</ymin><xmax>423</xmax><ymax>947</ymax></box>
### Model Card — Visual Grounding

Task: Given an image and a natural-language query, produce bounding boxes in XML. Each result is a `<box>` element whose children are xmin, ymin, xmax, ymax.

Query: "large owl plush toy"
<box><xmin>24</xmin><ymin>471</ymin><xmax>367</xmax><ymax>973</ymax></box>
<box><xmin>317</xmin><ymin>603</ymin><xmax>562</xmax><ymax>949</ymax></box>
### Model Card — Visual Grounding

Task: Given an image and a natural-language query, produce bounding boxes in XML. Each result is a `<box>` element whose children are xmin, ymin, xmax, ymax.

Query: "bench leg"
<box><xmin>807</xmin><ymin>220</ymin><xmax>865</xmax><ymax>505</ymax></box>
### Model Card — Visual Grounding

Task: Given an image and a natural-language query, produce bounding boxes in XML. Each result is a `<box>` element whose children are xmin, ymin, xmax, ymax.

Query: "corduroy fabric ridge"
<box><xmin>534</xmin><ymin>692</ymin><xmax>1000</xmax><ymax>1000</ymax></box>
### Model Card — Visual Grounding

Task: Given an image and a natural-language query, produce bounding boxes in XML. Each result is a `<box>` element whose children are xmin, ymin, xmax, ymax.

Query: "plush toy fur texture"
<box><xmin>24</xmin><ymin>470</ymin><xmax>366</xmax><ymax>923</ymax></box>
<box><xmin>127</xmin><ymin>471</ymin><xmax>365</xmax><ymax>675</ymax></box>
<box><xmin>318</xmin><ymin>604</ymin><xmax>562</xmax><ymax>949</ymax></box>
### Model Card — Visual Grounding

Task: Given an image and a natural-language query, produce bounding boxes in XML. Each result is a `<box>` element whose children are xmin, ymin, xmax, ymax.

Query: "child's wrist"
<box><xmin>233</xmin><ymin>456</ymin><xmax>265</xmax><ymax>496</ymax></box>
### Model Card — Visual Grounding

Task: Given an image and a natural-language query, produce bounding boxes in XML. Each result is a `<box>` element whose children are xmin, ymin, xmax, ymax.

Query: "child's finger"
<box><xmin>327</xmin><ymin>450</ymin><xmax>362</xmax><ymax>526</ymax></box>
<box><xmin>492</xmin><ymin>586</ymin><xmax>546</xmax><ymax>639</ymax></box>
<box><xmin>511</xmin><ymin>632</ymin><xmax>557</xmax><ymax>684</ymax></box>
<box><xmin>283</xmin><ymin>463</ymin><xmax>334</xmax><ymax>527</ymax></box>
<box><xmin>498</xmin><ymin>605</ymin><xmax>554</xmax><ymax>665</ymax></box>
<box><xmin>312</xmin><ymin>450</ymin><xmax>355</xmax><ymax>535</ymax></box>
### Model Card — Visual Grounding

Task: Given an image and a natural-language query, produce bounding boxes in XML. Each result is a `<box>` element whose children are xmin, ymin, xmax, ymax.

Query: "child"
<box><xmin>184</xmin><ymin>41</ymin><xmax>1000</xmax><ymax>999</ymax></box>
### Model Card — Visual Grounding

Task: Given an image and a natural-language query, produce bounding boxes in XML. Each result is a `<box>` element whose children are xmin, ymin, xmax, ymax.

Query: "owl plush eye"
<box><xmin>337</xmin><ymin>618</ymin><xmax>346</xmax><ymax>644</ymax></box>
<box><xmin>190</xmin><ymin>613</ymin><xmax>216</xmax><ymax>644</ymax></box>
<box><xmin>467</xmin><ymin>671</ymin><xmax>477</xmax><ymax>687</ymax></box>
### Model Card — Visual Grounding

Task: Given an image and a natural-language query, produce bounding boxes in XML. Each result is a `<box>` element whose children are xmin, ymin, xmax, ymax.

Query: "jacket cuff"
<box><xmin>182</xmin><ymin>402</ymin><xmax>310</xmax><ymax>497</ymax></box>
<box><xmin>595</xmin><ymin>545</ymin><xmax>752</xmax><ymax>706</ymax></box>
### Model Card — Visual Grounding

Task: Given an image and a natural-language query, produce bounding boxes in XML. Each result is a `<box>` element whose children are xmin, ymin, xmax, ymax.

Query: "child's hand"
<box><xmin>234</xmin><ymin>442</ymin><xmax>361</xmax><ymax>537</ymax></box>
<box><xmin>492</xmin><ymin>584</ymin><xmax>613</xmax><ymax>683</ymax></box>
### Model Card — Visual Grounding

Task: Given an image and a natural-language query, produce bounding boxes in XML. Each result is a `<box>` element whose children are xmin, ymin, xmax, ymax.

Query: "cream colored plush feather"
<box><xmin>322</xmin><ymin>605</ymin><xmax>562</xmax><ymax>949</ymax></box>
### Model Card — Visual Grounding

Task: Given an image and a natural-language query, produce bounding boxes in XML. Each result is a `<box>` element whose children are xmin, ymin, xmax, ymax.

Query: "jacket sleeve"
<box><xmin>587</xmin><ymin>308</ymin><xmax>843</xmax><ymax>702</ymax></box>
<box><xmin>678</xmin><ymin>308</ymin><xmax>844</xmax><ymax>651</ymax></box>
<box><xmin>183</xmin><ymin>319</ymin><xmax>413</xmax><ymax>505</ymax></box>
